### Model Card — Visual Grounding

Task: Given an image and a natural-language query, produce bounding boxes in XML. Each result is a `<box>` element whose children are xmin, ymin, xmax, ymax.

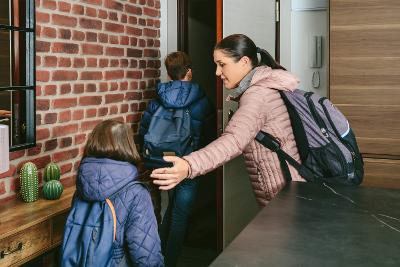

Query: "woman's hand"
<box><xmin>150</xmin><ymin>156</ymin><xmax>190</xmax><ymax>190</ymax></box>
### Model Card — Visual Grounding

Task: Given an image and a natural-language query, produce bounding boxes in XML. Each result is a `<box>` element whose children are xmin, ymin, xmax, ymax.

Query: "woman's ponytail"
<box><xmin>215</xmin><ymin>34</ymin><xmax>286</xmax><ymax>70</ymax></box>
<box><xmin>257</xmin><ymin>47</ymin><xmax>286</xmax><ymax>70</ymax></box>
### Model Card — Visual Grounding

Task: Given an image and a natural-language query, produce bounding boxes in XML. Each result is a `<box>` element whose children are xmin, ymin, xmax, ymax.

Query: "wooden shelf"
<box><xmin>0</xmin><ymin>186</ymin><xmax>74</xmax><ymax>266</ymax></box>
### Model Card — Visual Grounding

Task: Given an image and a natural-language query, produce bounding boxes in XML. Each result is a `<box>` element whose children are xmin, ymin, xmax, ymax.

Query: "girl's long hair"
<box><xmin>83</xmin><ymin>120</ymin><xmax>140</xmax><ymax>164</ymax></box>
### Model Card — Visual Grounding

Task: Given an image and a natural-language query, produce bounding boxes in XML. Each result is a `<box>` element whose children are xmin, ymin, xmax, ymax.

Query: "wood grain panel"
<box><xmin>330</xmin><ymin>88</ymin><xmax>400</xmax><ymax>106</ymax></box>
<box><xmin>362</xmin><ymin>158</ymin><xmax>400</xmax><ymax>189</ymax></box>
<box><xmin>0</xmin><ymin>221</ymin><xmax>51</xmax><ymax>266</ymax></box>
<box><xmin>330</xmin><ymin>57</ymin><xmax>400</xmax><ymax>77</ymax></box>
<box><xmin>330</xmin><ymin>0</ymin><xmax>400</xmax><ymax>184</ymax></box>
<box><xmin>331</xmin><ymin>0</ymin><xmax>400</xmax><ymax>26</ymax></box>
<box><xmin>0</xmin><ymin>187</ymin><xmax>74</xmax><ymax>240</ymax></box>
<box><xmin>337</xmin><ymin>105</ymin><xmax>400</xmax><ymax>156</ymax></box>
<box><xmin>330</xmin><ymin>28</ymin><xmax>400</xmax><ymax>57</ymax></box>
<box><xmin>0</xmin><ymin>187</ymin><xmax>74</xmax><ymax>266</ymax></box>
<box><xmin>357</xmin><ymin>137</ymin><xmax>400</xmax><ymax>157</ymax></box>
<box><xmin>338</xmin><ymin>105</ymin><xmax>400</xmax><ymax>137</ymax></box>
<box><xmin>330</xmin><ymin>57</ymin><xmax>400</xmax><ymax>91</ymax></box>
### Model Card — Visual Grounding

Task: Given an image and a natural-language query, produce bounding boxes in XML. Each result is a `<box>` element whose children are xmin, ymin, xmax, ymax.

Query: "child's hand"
<box><xmin>151</xmin><ymin>156</ymin><xmax>190</xmax><ymax>190</ymax></box>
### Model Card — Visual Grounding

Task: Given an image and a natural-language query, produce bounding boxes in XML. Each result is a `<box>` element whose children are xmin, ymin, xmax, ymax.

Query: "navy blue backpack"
<box><xmin>142</xmin><ymin>105</ymin><xmax>194</xmax><ymax>169</ymax></box>
<box><xmin>256</xmin><ymin>89</ymin><xmax>364</xmax><ymax>185</ymax></box>
<box><xmin>61</xmin><ymin>182</ymin><xmax>143</xmax><ymax>267</ymax></box>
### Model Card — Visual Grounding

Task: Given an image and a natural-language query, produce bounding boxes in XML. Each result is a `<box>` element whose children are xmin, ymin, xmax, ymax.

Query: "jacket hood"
<box><xmin>76</xmin><ymin>157</ymin><xmax>138</xmax><ymax>201</ymax></box>
<box><xmin>251</xmin><ymin>66</ymin><xmax>299</xmax><ymax>92</ymax></box>
<box><xmin>156</xmin><ymin>80</ymin><xmax>204</xmax><ymax>108</ymax></box>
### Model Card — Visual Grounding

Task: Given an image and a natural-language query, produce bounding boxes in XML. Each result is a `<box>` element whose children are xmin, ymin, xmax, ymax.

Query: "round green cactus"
<box><xmin>43</xmin><ymin>162</ymin><xmax>61</xmax><ymax>182</ymax></box>
<box><xmin>20</xmin><ymin>162</ymin><xmax>39</xmax><ymax>203</ymax></box>
<box><xmin>43</xmin><ymin>180</ymin><xmax>64</xmax><ymax>200</ymax></box>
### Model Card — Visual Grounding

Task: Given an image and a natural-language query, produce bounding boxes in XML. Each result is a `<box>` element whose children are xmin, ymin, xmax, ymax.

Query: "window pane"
<box><xmin>0</xmin><ymin>31</ymin><xmax>11</xmax><ymax>87</ymax></box>
<box><xmin>0</xmin><ymin>89</ymin><xmax>33</xmax><ymax>147</ymax></box>
<box><xmin>12</xmin><ymin>31</ymin><xmax>28</xmax><ymax>86</ymax></box>
<box><xmin>0</xmin><ymin>1</ymin><xmax>9</xmax><ymax>25</ymax></box>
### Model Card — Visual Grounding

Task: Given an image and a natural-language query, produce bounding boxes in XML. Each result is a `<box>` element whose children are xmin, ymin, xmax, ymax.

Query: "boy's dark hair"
<box><xmin>83</xmin><ymin>120</ymin><xmax>140</xmax><ymax>164</ymax></box>
<box><xmin>165</xmin><ymin>51</ymin><xmax>192</xmax><ymax>80</ymax></box>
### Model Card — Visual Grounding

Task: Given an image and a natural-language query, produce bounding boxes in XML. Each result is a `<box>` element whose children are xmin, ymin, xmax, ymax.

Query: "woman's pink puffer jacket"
<box><xmin>184</xmin><ymin>66</ymin><xmax>305</xmax><ymax>206</ymax></box>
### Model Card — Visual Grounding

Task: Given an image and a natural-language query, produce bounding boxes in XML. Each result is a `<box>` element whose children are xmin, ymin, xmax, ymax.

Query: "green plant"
<box><xmin>19</xmin><ymin>162</ymin><xmax>39</xmax><ymax>203</ymax></box>
<box><xmin>42</xmin><ymin>180</ymin><xmax>64</xmax><ymax>200</ymax></box>
<box><xmin>43</xmin><ymin>162</ymin><xmax>61</xmax><ymax>182</ymax></box>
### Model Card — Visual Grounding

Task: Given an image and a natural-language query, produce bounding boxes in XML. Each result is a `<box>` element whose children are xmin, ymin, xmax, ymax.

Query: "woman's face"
<box><xmin>213</xmin><ymin>49</ymin><xmax>252</xmax><ymax>89</ymax></box>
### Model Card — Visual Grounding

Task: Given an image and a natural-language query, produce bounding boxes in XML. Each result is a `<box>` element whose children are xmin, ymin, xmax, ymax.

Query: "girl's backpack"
<box><xmin>256</xmin><ymin>89</ymin><xmax>364</xmax><ymax>185</ymax></box>
<box><xmin>61</xmin><ymin>182</ymin><xmax>144</xmax><ymax>267</ymax></box>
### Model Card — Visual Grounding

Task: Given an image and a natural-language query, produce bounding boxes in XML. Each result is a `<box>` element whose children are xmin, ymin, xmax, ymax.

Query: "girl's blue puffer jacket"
<box><xmin>139</xmin><ymin>80</ymin><xmax>213</xmax><ymax>151</ymax></box>
<box><xmin>76</xmin><ymin>157</ymin><xmax>164</xmax><ymax>267</ymax></box>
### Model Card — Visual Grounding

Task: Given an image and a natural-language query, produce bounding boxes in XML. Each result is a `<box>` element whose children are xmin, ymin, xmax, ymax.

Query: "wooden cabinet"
<box><xmin>0</xmin><ymin>187</ymin><xmax>74</xmax><ymax>267</ymax></box>
<box><xmin>330</xmin><ymin>0</ymin><xmax>400</xmax><ymax>188</ymax></box>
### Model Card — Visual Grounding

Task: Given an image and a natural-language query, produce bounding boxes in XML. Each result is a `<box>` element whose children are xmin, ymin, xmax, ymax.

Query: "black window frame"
<box><xmin>0</xmin><ymin>0</ymin><xmax>36</xmax><ymax>151</ymax></box>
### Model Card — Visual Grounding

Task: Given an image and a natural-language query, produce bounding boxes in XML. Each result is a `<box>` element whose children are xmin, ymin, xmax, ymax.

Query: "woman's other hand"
<box><xmin>150</xmin><ymin>156</ymin><xmax>190</xmax><ymax>190</ymax></box>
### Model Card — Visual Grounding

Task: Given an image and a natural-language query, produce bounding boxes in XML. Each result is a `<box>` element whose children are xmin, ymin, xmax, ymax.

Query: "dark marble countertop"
<box><xmin>211</xmin><ymin>182</ymin><xmax>400</xmax><ymax>267</ymax></box>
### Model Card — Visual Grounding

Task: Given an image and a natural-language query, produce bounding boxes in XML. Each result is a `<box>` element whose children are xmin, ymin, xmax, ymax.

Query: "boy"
<box><xmin>139</xmin><ymin>51</ymin><xmax>212</xmax><ymax>267</ymax></box>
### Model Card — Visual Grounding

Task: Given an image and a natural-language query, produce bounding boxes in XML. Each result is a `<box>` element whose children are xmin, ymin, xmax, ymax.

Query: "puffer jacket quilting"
<box><xmin>184</xmin><ymin>67</ymin><xmax>305</xmax><ymax>206</ymax></box>
<box><xmin>76</xmin><ymin>157</ymin><xmax>164</xmax><ymax>267</ymax></box>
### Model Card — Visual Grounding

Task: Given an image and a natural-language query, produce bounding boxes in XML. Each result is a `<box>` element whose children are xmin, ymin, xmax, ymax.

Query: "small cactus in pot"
<box><xmin>19</xmin><ymin>162</ymin><xmax>39</xmax><ymax>203</ymax></box>
<box><xmin>42</xmin><ymin>180</ymin><xmax>64</xmax><ymax>200</ymax></box>
<box><xmin>43</xmin><ymin>162</ymin><xmax>61</xmax><ymax>182</ymax></box>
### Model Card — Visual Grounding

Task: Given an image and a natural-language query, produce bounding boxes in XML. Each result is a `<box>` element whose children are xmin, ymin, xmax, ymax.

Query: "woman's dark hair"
<box><xmin>83</xmin><ymin>120</ymin><xmax>140</xmax><ymax>164</ymax></box>
<box><xmin>165</xmin><ymin>51</ymin><xmax>192</xmax><ymax>80</ymax></box>
<box><xmin>214</xmin><ymin>34</ymin><xmax>285</xmax><ymax>70</ymax></box>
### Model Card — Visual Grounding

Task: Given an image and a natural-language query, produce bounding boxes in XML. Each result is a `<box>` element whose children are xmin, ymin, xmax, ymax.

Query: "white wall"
<box><xmin>281</xmin><ymin>0</ymin><xmax>329</xmax><ymax>96</ymax></box>
<box><xmin>159</xmin><ymin>0</ymin><xmax>177</xmax><ymax>82</ymax></box>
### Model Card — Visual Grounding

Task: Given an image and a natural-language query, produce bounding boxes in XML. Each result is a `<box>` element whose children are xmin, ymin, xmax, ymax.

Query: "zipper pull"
<box><xmin>321</xmin><ymin>128</ymin><xmax>329</xmax><ymax>138</ymax></box>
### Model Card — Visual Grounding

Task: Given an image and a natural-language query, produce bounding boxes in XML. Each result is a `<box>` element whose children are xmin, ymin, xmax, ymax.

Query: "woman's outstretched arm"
<box><xmin>151</xmin><ymin>84</ymin><xmax>269</xmax><ymax>190</ymax></box>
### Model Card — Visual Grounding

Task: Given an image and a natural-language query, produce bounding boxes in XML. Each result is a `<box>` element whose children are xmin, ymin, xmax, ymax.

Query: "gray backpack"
<box><xmin>256</xmin><ymin>89</ymin><xmax>364</xmax><ymax>185</ymax></box>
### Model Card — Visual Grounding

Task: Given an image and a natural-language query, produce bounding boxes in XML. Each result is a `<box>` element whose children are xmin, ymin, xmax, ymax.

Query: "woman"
<box><xmin>151</xmin><ymin>34</ymin><xmax>305</xmax><ymax>206</ymax></box>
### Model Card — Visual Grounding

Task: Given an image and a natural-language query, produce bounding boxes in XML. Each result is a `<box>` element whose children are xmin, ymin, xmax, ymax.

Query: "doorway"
<box><xmin>176</xmin><ymin>0</ymin><xmax>220</xmax><ymax>265</ymax></box>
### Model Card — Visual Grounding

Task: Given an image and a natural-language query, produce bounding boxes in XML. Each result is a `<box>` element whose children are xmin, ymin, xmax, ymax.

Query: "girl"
<box><xmin>150</xmin><ymin>34</ymin><xmax>306</xmax><ymax>206</ymax></box>
<box><xmin>66</xmin><ymin>120</ymin><xmax>164</xmax><ymax>266</ymax></box>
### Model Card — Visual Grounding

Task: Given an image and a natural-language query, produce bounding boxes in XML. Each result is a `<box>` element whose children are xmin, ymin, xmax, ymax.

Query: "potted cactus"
<box><xmin>43</xmin><ymin>162</ymin><xmax>61</xmax><ymax>182</ymax></box>
<box><xmin>20</xmin><ymin>162</ymin><xmax>39</xmax><ymax>203</ymax></box>
<box><xmin>42</xmin><ymin>180</ymin><xmax>64</xmax><ymax>200</ymax></box>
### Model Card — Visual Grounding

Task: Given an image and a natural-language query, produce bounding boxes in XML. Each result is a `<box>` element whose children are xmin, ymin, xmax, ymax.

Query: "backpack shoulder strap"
<box><xmin>255</xmin><ymin>131</ymin><xmax>316</xmax><ymax>181</ymax></box>
<box><xmin>104</xmin><ymin>181</ymin><xmax>146</xmax><ymax>242</ymax></box>
<box><xmin>105</xmin><ymin>199</ymin><xmax>117</xmax><ymax>241</ymax></box>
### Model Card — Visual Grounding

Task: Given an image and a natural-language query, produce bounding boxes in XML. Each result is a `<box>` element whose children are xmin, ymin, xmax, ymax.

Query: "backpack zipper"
<box><xmin>305</xmin><ymin>92</ymin><xmax>328</xmax><ymax>137</ymax></box>
<box><xmin>305</xmin><ymin>93</ymin><xmax>347</xmax><ymax>177</ymax></box>
<box><xmin>319</xmin><ymin>98</ymin><xmax>357</xmax><ymax>163</ymax></box>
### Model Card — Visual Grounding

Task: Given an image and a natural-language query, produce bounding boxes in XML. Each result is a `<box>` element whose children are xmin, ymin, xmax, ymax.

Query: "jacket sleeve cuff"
<box><xmin>182</xmin><ymin>157</ymin><xmax>194</xmax><ymax>179</ymax></box>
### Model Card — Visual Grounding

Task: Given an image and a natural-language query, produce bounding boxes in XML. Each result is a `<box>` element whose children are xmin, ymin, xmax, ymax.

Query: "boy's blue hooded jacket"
<box><xmin>139</xmin><ymin>81</ymin><xmax>213</xmax><ymax>151</ymax></box>
<box><xmin>75</xmin><ymin>157</ymin><xmax>164</xmax><ymax>267</ymax></box>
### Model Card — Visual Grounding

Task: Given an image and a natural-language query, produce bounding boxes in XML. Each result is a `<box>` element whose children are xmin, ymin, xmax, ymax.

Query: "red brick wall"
<box><xmin>0</xmin><ymin>0</ymin><xmax>161</xmax><ymax>202</ymax></box>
